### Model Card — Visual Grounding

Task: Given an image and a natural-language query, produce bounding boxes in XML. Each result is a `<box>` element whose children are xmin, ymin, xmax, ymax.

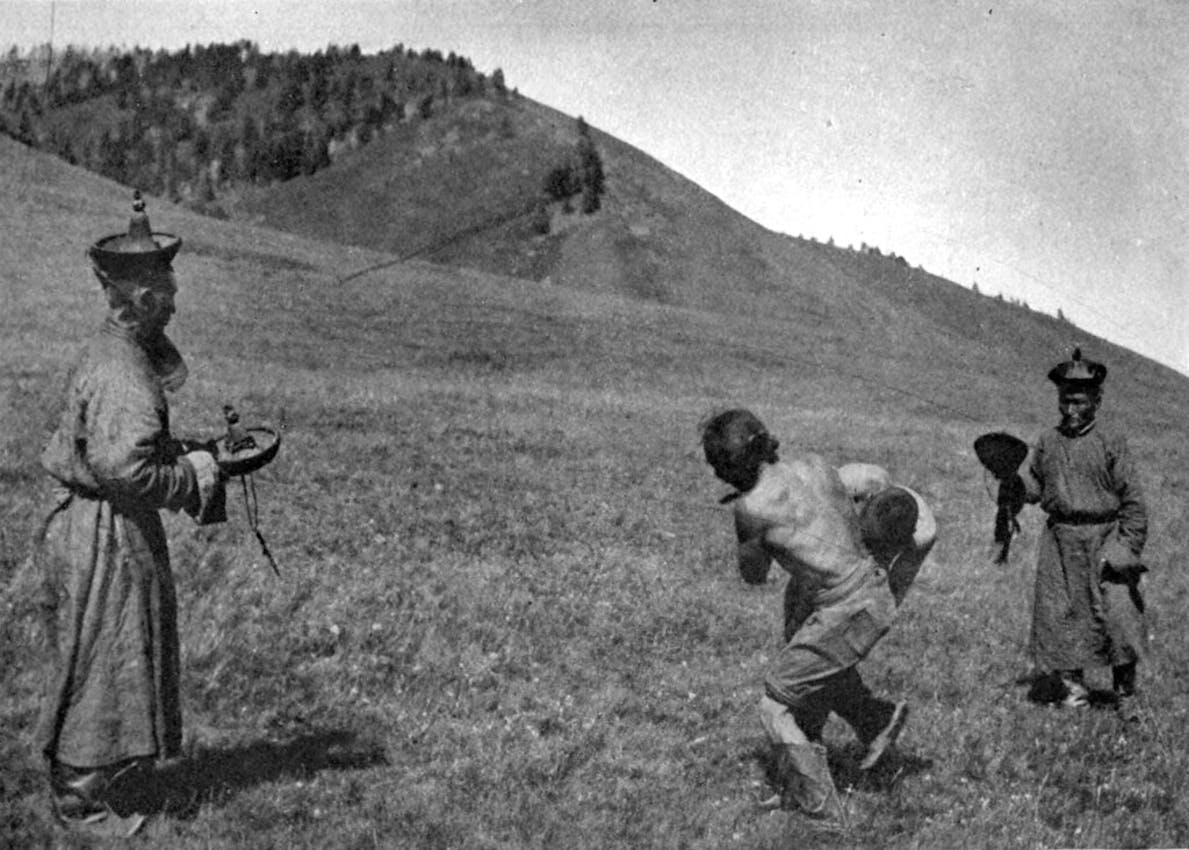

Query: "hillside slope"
<box><xmin>229</xmin><ymin>94</ymin><xmax>1189</xmax><ymax>426</ymax></box>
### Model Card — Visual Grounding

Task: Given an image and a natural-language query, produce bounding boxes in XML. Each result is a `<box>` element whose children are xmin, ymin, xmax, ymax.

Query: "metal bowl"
<box><xmin>214</xmin><ymin>426</ymin><xmax>281</xmax><ymax>476</ymax></box>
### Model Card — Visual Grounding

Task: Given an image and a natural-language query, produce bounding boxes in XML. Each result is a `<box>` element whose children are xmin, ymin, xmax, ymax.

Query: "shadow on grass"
<box><xmin>128</xmin><ymin>728</ymin><xmax>388</xmax><ymax>818</ymax></box>
<box><xmin>834</xmin><ymin>748</ymin><xmax>934</xmax><ymax>793</ymax></box>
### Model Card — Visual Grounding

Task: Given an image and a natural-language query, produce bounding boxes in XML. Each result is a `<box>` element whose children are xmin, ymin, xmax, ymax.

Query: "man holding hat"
<box><xmin>1017</xmin><ymin>348</ymin><xmax>1148</xmax><ymax>720</ymax></box>
<box><xmin>700</xmin><ymin>409</ymin><xmax>935</xmax><ymax>821</ymax></box>
<box><xmin>33</xmin><ymin>192</ymin><xmax>225</xmax><ymax>835</ymax></box>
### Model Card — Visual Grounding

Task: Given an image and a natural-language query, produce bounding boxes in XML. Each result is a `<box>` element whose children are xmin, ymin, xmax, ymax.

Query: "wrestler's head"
<box><xmin>701</xmin><ymin>408</ymin><xmax>780</xmax><ymax>493</ymax></box>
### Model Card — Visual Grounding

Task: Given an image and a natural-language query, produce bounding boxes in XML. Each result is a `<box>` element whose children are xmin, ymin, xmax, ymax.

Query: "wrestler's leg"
<box><xmin>757</xmin><ymin>694</ymin><xmax>842</xmax><ymax>818</ymax></box>
<box><xmin>826</xmin><ymin>667</ymin><xmax>908</xmax><ymax>769</ymax></box>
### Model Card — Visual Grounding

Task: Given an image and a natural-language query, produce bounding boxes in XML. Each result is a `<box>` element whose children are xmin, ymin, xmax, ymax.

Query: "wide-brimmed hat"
<box><xmin>88</xmin><ymin>190</ymin><xmax>182</xmax><ymax>279</ymax></box>
<box><xmin>1047</xmin><ymin>347</ymin><xmax>1107</xmax><ymax>388</ymax></box>
<box><xmin>973</xmin><ymin>432</ymin><xmax>1029</xmax><ymax>479</ymax></box>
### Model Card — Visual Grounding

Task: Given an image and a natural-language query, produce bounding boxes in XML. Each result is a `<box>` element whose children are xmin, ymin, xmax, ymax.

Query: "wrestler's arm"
<box><xmin>836</xmin><ymin>462</ymin><xmax>890</xmax><ymax>507</ymax></box>
<box><xmin>734</xmin><ymin>509</ymin><xmax>773</xmax><ymax>585</ymax></box>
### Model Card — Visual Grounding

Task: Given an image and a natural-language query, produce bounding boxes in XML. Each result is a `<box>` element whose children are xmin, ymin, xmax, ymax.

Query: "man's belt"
<box><xmin>1048</xmin><ymin>512</ymin><xmax>1115</xmax><ymax>526</ymax></box>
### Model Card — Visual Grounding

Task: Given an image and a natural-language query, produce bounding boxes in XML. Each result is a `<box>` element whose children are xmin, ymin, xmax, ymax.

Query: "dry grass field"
<box><xmin>2</xmin><ymin>129</ymin><xmax>1188</xmax><ymax>850</ymax></box>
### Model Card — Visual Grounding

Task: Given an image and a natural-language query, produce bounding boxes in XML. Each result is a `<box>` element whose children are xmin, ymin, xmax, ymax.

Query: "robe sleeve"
<box><xmin>1102</xmin><ymin>434</ymin><xmax>1148</xmax><ymax>565</ymax></box>
<box><xmin>83</xmin><ymin>359</ymin><xmax>202</xmax><ymax>514</ymax></box>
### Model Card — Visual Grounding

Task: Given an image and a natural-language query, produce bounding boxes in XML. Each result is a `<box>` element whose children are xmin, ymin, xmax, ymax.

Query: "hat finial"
<box><xmin>1047</xmin><ymin>346</ymin><xmax>1106</xmax><ymax>387</ymax></box>
<box><xmin>126</xmin><ymin>189</ymin><xmax>154</xmax><ymax>247</ymax></box>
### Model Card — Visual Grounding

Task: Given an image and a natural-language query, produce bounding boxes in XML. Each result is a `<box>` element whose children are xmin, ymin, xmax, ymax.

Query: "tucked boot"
<box><xmin>780</xmin><ymin>743</ymin><xmax>846</xmax><ymax>821</ymax></box>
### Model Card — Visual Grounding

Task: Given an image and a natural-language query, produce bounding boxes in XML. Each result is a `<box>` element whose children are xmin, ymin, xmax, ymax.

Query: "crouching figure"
<box><xmin>701</xmin><ymin>410</ymin><xmax>935</xmax><ymax>820</ymax></box>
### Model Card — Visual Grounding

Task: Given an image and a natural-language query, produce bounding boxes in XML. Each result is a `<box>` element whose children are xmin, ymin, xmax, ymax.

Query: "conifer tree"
<box><xmin>575</xmin><ymin>116</ymin><xmax>605</xmax><ymax>213</ymax></box>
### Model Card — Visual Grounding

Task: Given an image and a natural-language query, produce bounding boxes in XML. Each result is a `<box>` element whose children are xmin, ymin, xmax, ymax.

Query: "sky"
<box><xmin>6</xmin><ymin>0</ymin><xmax>1187</xmax><ymax>375</ymax></box>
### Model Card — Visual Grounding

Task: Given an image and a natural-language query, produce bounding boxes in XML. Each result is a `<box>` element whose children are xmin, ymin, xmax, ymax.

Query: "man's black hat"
<box><xmin>974</xmin><ymin>432</ymin><xmax>1029</xmax><ymax>480</ymax></box>
<box><xmin>88</xmin><ymin>190</ymin><xmax>182</xmax><ymax>279</ymax></box>
<box><xmin>1047</xmin><ymin>347</ymin><xmax>1107</xmax><ymax>388</ymax></box>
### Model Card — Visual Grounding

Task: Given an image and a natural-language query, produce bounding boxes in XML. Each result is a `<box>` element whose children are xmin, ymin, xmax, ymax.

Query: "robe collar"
<box><xmin>1057</xmin><ymin>418</ymin><xmax>1097</xmax><ymax>439</ymax></box>
<box><xmin>102</xmin><ymin>316</ymin><xmax>189</xmax><ymax>393</ymax></box>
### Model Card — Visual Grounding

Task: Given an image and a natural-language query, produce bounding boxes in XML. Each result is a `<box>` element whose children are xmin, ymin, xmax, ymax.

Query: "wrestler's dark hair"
<box><xmin>700</xmin><ymin>408</ymin><xmax>780</xmax><ymax>471</ymax></box>
<box><xmin>859</xmin><ymin>487</ymin><xmax>918</xmax><ymax>550</ymax></box>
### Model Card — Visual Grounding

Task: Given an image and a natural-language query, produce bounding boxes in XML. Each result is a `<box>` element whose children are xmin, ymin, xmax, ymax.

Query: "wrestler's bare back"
<box><xmin>733</xmin><ymin>453</ymin><xmax>869</xmax><ymax>589</ymax></box>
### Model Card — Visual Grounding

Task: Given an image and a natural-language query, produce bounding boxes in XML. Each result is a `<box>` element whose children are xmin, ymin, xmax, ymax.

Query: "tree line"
<box><xmin>0</xmin><ymin>41</ymin><xmax>508</xmax><ymax>212</ymax></box>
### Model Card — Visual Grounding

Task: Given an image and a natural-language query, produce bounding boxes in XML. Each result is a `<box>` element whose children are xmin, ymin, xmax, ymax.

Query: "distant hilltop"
<box><xmin>0</xmin><ymin>41</ymin><xmax>511</xmax><ymax>213</ymax></box>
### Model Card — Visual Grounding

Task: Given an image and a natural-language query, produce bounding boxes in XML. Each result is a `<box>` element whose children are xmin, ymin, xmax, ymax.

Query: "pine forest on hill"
<box><xmin>0</xmin><ymin>42</ymin><xmax>599</xmax><ymax>222</ymax></box>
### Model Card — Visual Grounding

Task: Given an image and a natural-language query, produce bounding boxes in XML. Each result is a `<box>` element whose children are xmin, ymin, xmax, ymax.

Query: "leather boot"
<box><xmin>780</xmin><ymin>743</ymin><xmax>845</xmax><ymax>820</ymax></box>
<box><xmin>50</xmin><ymin>762</ymin><xmax>108</xmax><ymax>823</ymax></box>
<box><xmin>49</xmin><ymin>760</ymin><xmax>150</xmax><ymax>837</ymax></box>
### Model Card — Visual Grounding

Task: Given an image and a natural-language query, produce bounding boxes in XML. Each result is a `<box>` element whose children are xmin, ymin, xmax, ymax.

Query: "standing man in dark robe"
<box><xmin>34</xmin><ymin>193</ymin><xmax>226</xmax><ymax>835</ymax></box>
<box><xmin>1019</xmin><ymin>348</ymin><xmax>1148</xmax><ymax>720</ymax></box>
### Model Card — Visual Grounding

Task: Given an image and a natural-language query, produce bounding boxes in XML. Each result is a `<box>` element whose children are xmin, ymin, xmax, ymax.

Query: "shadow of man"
<box><xmin>114</xmin><ymin>728</ymin><xmax>389</xmax><ymax>818</ymax></box>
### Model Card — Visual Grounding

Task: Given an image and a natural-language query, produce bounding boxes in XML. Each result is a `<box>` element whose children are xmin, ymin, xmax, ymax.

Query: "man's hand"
<box><xmin>1102</xmin><ymin>562</ymin><xmax>1146</xmax><ymax>585</ymax></box>
<box><xmin>1100</xmin><ymin>538</ymin><xmax>1145</xmax><ymax>584</ymax></box>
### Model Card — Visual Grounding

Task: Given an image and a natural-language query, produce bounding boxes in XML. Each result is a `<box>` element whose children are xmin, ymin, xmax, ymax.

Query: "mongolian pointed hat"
<box><xmin>1047</xmin><ymin>347</ymin><xmax>1107</xmax><ymax>388</ymax></box>
<box><xmin>88</xmin><ymin>190</ymin><xmax>182</xmax><ymax>278</ymax></box>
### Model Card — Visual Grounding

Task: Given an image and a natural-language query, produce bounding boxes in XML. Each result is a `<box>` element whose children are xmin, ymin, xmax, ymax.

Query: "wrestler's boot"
<box><xmin>757</xmin><ymin>694</ymin><xmax>839</xmax><ymax>814</ymax></box>
<box><xmin>779</xmin><ymin>743</ymin><xmax>845</xmax><ymax>820</ymax></box>
<box><xmin>828</xmin><ymin>669</ymin><xmax>908</xmax><ymax>769</ymax></box>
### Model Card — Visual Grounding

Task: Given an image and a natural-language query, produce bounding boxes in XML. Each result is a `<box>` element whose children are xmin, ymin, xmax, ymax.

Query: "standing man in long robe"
<box><xmin>34</xmin><ymin>193</ymin><xmax>225</xmax><ymax>835</ymax></box>
<box><xmin>1018</xmin><ymin>348</ymin><xmax>1148</xmax><ymax>720</ymax></box>
<box><xmin>701</xmin><ymin>409</ymin><xmax>936</xmax><ymax>821</ymax></box>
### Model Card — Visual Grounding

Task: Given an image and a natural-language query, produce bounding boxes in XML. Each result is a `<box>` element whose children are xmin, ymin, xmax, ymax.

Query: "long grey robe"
<box><xmin>1027</xmin><ymin>420</ymin><xmax>1148</xmax><ymax>672</ymax></box>
<box><xmin>35</xmin><ymin>318</ymin><xmax>217</xmax><ymax>769</ymax></box>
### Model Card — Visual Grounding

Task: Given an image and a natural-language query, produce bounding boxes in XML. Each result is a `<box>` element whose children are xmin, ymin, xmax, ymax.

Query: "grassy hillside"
<box><xmin>2</xmin><ymin>130</ymin><xmax>1189</xmax><ymax>850</ymax></box>
<box><xmin>233</xmin><ymin>94</ymin><xmax>1189</xmax><ymax>421</ymax></box>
